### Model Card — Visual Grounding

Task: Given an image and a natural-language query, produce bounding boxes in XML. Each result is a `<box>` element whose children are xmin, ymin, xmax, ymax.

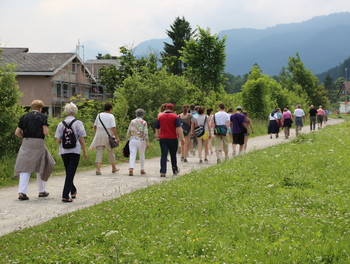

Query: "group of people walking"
<box><xmin>155</xmin><ymin>102</ymin><xmax>254</xmax><ymax>176</ymax></box>
<box><xmin>14</xmin><ymin>100</ymin><xmax>122</xmax><ymax>202</ymax></box>
<box><xmin>268</xmin><ymin>104</ymin><xmax>328</xmax><ymax>139</ymax></box>
<box><xmin>14</xmin><ymin>99</ymin><xmax>328</xmax><ymax>202</ymax></box>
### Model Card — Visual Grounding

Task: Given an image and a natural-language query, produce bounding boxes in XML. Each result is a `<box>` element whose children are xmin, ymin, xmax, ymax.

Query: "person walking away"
<box><xmin>55</xmin><ymin>102</ymin><xmax>88</xmax><ymax>203</ymax></box>
<box><xmin>231</xmin><ymin>106</ymin><xmax>248</xmax><ymax>156</ymax></box>
<box><xmin>317</xmin><ymin>105</ymin><xmax>325</xmax><ymax>129</ymax></box>
<box><xmin>179</xmin><ymin>104</ymin><xmax>194</xmax><ymax>163</ymax></box>
<box><xmin>242</xmin><ymin>111</ymin><xmax>254</xmax><ymax>152</ymax></box>
<box><xmin>89</xmin><ymin>103</ymin><xmax>120</xmax><ymax>175</ymax></box>
<box><xmin>213</xmin><ymin>102</ymin><xmax>230</xmax><ymax>163</ymax></box>
<box><xmin>126</xmin><ymin>109</ymin><xmax>150</xmax><ymax>176</ymax></box>
<box><xmin>324</xmin><ymin>109</ymin><xmax>329</xmax><ymax>123</ymax></box>
<box><xmin>14</xmin><ymin>99</ymin><xmax>54</xmax><ymax>200</ymax></box>
<box><xmin>189</xmin><ymin>104</ymin><xmax>198</xmax><ymax>157</ymax></box>
<box><xmin>226</xmin><ymin>108</ymin><xmax>234</xmax><ymax>145</ymax></box>
<box><xmin>155</xmin><ymin>103</ymin><xmax>184</xmax><ymax>177</ymax></box>
<box><xmin>309</xmin><ymin>105</ymin><xmax>317</xmax><ymax>131</ymax></box>
<box><xmin>282</xmin><ymin>108</ymin><xmax>293</xmax><ymax>139</ymax></box>
<box><xmin>194</xmin><ymin>106</ymin><xmax>211</xmax><ymax>163</ymax></box>
<box><xmin>276</xmin><ymin>108</ymin><xmax>283</xmax><ymax>128</ymax></box>
<box><xmin>294</xmin><ymin>104</ymin><xmax>305</xmax><ymax>136</ymax></box>
<box><xmin>268</xmin><ymin>109</ymin><xmax>279</xmax><ymax>139</ymax></box>
<box><xmin>158</xmin><ymin>103</ymin><xmax>167</xmax><ymax>117</ymax></box>
<box><xmin>206</xmin><ymin>108</ymin><xmax>215</xmax><ymax>155</ymax></box>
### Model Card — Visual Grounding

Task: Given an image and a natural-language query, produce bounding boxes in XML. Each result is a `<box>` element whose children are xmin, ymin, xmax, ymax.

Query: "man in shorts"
<box><xmin>230</xmin><ymin>106</ymin><xmax>248</xmax><ymax>156</ymax></box>
<box><xmin>317</xmin><ymin>105</ymin><xmax>325</xmax><ymax>129</ymax></box>
<box><xmin>213</xmin><ymin>102</ymin><xmax>230</xmax><ymax>163</ymax></box>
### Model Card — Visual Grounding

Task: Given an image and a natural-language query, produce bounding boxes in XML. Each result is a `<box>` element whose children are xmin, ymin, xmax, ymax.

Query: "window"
<box><xmin>63</xmin><ymin>84</ymin><xmax>69</xmax><ymax>98</ymax></box>
<box><xmin>72</xmin><ymin>63</ymin><xmax>78</xmax><ymax>73</ymax></box>
<box><xmin>56</xmin><ymin>83</ymin><xmax>62</xmax><ymax>97</ymax></box>
<box><xmin>71</xmin><ymin>85</ymin><xmax>77</xmax><ymax>96</ymax></box>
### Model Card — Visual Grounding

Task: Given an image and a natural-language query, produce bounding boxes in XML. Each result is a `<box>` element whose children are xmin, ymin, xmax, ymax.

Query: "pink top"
<box><xmin>283</xmin><ymin>111</ymin><xmax>292</xmax><ymax>119</ymax></box>
<box><xmin>317</xmin><ymin>109</ymin><xmax>325</xmax><ymax>116</ymax></box>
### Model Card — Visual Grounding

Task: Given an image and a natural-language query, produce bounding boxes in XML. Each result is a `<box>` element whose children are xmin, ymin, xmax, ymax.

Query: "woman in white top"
<box><xmin>55</xmin><ymin>102</ymin><xmax>88</xmax><ymax>202</ymax></box>
<box><xmin>89</xmin><ymin>103</ymin><xmax>120</xmax><ymax>175</ymax></box>
<box><xmin>294</xmin><ymin>104</ymin><xmax>305</xmax><ymax>136</ymax></box>
<box><xmin>268</xmin><ymin>109</ymin><xmax>279</xmax><ymax>139</ymax></box>
<box><xmin>194</xmin><ymin>106</ymin><xmax>211</xmax><ymax>164</ymax></box>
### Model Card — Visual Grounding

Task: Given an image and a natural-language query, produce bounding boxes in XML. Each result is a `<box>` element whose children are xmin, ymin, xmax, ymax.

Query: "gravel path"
<box><xmin>0</xmin><ymin>118</ymin><xmax>343</xmax><ymax>236</ymax></box>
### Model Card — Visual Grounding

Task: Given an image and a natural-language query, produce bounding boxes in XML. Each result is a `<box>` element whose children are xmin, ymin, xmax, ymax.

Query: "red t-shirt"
<box><xmin>155</xmin><ymin>111</ymin><xmax>181</xmax><ymax>139</ymax></box>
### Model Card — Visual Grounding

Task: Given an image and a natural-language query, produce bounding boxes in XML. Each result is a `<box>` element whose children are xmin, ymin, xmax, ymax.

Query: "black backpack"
<box><xmin>62</xmin><ymin>119</ymin><xmax>77</xmax><ymax>149</ymax></box>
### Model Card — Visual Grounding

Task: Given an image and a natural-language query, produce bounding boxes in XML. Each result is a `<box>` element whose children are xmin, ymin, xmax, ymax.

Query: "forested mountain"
<box><xmin>134</xmin><ymin>12</ymin><xmax>350</xmax><ymax>76</ymax></box>
<box><xmin>316</xmin><ymin>56</ymin><xmax>350</xmax><ymax>83</ymax></box>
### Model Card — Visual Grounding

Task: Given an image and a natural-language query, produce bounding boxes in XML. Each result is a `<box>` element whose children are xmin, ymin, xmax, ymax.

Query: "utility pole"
<box><xmin>345</xmin><ymin>68</ymin><xmax>348</xmax><ymax>81</ymax></box>
<box><xmin>76</xmin><ymin>39</ymin><xmax>85</xmax><ymax>61</ymax></box>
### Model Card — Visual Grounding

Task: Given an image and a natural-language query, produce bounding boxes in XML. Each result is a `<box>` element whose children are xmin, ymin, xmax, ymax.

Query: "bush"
<box><xmin>0</xmin><ymin>63</ymin><xmax>24</xmax><ymax>156</ymax></box>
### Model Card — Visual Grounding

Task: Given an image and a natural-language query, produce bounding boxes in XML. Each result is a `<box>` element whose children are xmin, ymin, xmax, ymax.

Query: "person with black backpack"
<box><xmin>55</xmin><ymin>102</ymin><xmax>88</xmax><ymax>203</ymax></box>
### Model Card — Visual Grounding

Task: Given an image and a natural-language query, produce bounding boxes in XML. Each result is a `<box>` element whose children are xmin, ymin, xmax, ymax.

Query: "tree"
<box><xmin>96</xmin><ymin>53</ymin><xmax>113</xmax><ymax>59</ymax></box>
<box><xmin>161</xmin><ymin>17</ymin><xmax>195</xmax><ymax>75</ymax></box>
<box><xmin>123</xmin><ymin>67</ymin><xmax>201</xmax><ymax>126</ymax></box>
<box><xmin>241</xmin><ymin>65</ymin><xmax>298</xmax><ymax>119</ymax></box>
<box><xmin>242</xmin><ymin>65</ymin><xmax>275</xmax><ymax>119</ymax></box>
<box><xmin>98</xmin><ymin>65</ymin><xmax>118</xmax><ymax>95</ymax></box>
<box><xmin>323</xmin><ymin>75</ymin><xmax>337</xmax><ymax>103</ymax></box>
<box><xmin>181</xmin><ymin>27</ymin><xmax>227</xmax><ymax>96</ymax></box>
<box><xmin>223</xmin><ymin>73</ymin><xmax>247</xmax><ymax>94</ymax></box>
<box><xmin>0</xmin><ymin>53</ymin><xmax>23</xmax><ymax>154</ymax></box>
<box><xmin>281</xmin><ymin>53</ymin><xmax>328</xmax><ymax>107</ymax></box>
<box><xmin>98</xmin><ymin>47</ymin><xmax>159</xmax><ymax>95</ymax></box>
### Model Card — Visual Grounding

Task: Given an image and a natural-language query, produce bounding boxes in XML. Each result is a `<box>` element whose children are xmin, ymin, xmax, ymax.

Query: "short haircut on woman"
<box><xmin>64</xmin><ymin>102</ymin><xmax>78</xmax><ymax>116</ymax></box>
<box><xmin>31</xmin><ymin>100</ymin><xmax>44</xmax><ymax>110</ymax></box>
<box><xmin>104</xmin><ymin>103</ymin><xmax>113</xmax><ymax>111</ymax></box>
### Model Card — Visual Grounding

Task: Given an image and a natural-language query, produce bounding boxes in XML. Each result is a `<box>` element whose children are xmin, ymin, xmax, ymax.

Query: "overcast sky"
<box><xmin>1</xmin><ymin>0</ymin><xmax>350</xmax><ymax>58</ymax></box>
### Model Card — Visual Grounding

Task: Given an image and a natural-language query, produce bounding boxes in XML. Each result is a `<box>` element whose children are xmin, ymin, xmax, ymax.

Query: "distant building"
<box><xmin>0</xmin><ymin>47</ymin><xmax>106</xmax><ymax>116</ymax></box>
<box><xmin>337</xmin><ymin>81</ymin><xmax>350</xmax><ymax>113</ymax></box>
<box><xmin>85</xmin><ymin>59</ymin><xmax>120</xmax><ymax>79</ymax></box>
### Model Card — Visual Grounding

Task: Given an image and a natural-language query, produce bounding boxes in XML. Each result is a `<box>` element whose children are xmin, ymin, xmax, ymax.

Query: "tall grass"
<box><xmin>0</xmin><ymin>122</ymin><xmax>349</xmax><ymax>263</ymax></box>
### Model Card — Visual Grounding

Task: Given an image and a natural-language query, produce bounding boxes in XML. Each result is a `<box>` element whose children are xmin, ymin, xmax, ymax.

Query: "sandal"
<box><xmin>18</xmin><ymin>193</ymin><xmax>29</xmax><ymax>200</ymax></box>
<box><xmin>96</xmin><ymin>171</ymin><xmax>101</xmax><ymax>175</ymax></box>
<box><xmin>140</xmin><ymin>170</ymin><xmax>146</xmax><ymax>175</ymax></box>
<box><xmin>71</xmin><ymin>192</ymin><xmax>77</xmax><ymax>199</ymax></box>
<box><xmin>112</xmin><ymin>168</ymin><xmax>120</xmax><ymax>173</ymax></box>
<box><xmin>62</xmin><ymin>198</ymin><xmax>73</xmax><ymax>203</ymax></box>
<box><xmin>129</xmin><ymin>168</ymin><xmax>133</xmax><ymax>176</ymax></box>
<box><xmin>38</xmin><ymin>191</ymin><xmax>49</xmax><ymax>197</ymax></box>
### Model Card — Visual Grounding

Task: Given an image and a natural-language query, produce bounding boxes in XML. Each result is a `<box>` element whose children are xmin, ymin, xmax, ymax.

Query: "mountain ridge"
<box><xmin>134</xmin><ymin>12</ymin><xmax>350</xmax><ymax>76</ymax></box>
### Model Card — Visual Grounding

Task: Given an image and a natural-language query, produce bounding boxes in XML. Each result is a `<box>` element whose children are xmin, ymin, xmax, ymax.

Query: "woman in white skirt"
<box><xmin>89</xmin><ymin>103</ymin><xmax>120</xmax><ymax>175</ymax></box>
<box><xmin>126</xmin><ymin>109</ymin><xmax>150</xmax><ymax>176</ymax></box>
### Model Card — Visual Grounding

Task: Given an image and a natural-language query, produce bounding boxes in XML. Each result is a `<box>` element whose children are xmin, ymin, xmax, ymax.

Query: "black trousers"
<box><xmin>159</xmin><ymin>139</ymin><xmax>178</xmax><ymax>174</ymax></box>
<box><xmin>61</xmin><ymin>153</ymin><xmax>80</xmax><ymax>199</ymax></box>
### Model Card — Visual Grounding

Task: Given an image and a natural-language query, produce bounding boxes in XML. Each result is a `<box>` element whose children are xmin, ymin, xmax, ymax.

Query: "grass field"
<box><xmin>1</xmin><ymin>120</ymin><xmax>350</xmax><ymax>263</ymax></box>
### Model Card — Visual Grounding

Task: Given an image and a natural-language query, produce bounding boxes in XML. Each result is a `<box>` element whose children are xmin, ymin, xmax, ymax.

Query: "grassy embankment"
<box><xmin>0</xmin><ymin>120</ymin><xmax>349</xmax><ymax>263</ymax></box>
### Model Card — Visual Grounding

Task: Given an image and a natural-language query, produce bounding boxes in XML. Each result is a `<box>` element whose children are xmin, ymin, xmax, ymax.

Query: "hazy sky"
<box><xmin>1</xmin><ymin>0</ymin><xmax>350</xmax><ymax>58</ymax></box>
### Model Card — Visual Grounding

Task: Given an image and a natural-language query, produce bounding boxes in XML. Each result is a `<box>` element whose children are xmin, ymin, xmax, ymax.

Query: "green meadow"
<box><xmin>1</xmin><ymin>121</ymin><xmax>350</xmax><ymax>263</ymax></box>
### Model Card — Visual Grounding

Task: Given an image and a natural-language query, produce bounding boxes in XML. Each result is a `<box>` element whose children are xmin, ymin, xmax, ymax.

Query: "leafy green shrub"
<box><xmin>0</xmin><ymin>63</ymin><xmax>24</xmax><ymax>156</ymax></box>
